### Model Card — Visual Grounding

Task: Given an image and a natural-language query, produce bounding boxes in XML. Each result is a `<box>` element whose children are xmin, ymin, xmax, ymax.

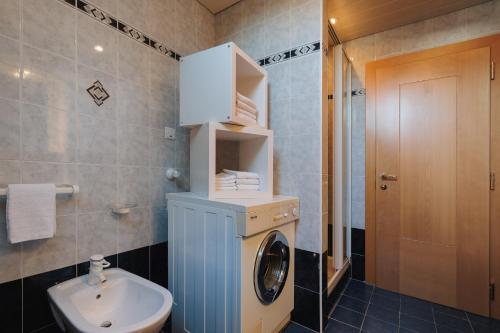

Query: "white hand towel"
<box><xmin>216</xmin><ymin>172</ymin><xmax>236</xmax><ymax>180</ymax></box>
<box><xmin>223</xmin><ymin>169</ymin><xmax>260</xmax><ymax>179</ymax></box>
<box><xmin>235</xmin><ymin>110</ymin><xmax>258</xmax><ymax>124</ymax></box>
<box><xmin>216</xmin><ymin>179</ymin><xmax>236</xmax><ymax>185</ymax></box>
<box><xmin>236</xmin><ymin>92</ymin><xmax>257</xmax><ymax>109</ymax></box>
<box><xmin>237</xmin><ymin>184</ymin><xmax>260</xmax><ymax>191</ymax></box>
<box><xmin>216</xmin><ymin>185</ymin><xmax>238</xmax><ymax>191</ymax></box>
<box><xmin>236</xmin><ymin>178</ymin><xmax>260</xmax><ymax>185</ymax></box>
<box><xmin>6</xmin><ymin>184</ymin><xmax>56</xmax><ymax>244</ymax></box>
<box><xmin>236</xmin><ymin>107</ymin><xmax>257</xmax><ymax>120</ymax></box>
<box><xmin>236</xmin><ymin>100</ymin><xmax>258</xmax><ymax>116</ymax></box>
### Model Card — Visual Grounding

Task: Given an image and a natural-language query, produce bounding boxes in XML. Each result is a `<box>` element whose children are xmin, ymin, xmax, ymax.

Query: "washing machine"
<box><xmin>167</xmin><ymin>193</ymin><xmax>299</xmax><ymax>333</ymax></box>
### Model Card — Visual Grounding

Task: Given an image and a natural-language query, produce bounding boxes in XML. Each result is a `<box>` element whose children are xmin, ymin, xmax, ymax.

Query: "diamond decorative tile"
<box><xmin>87</xmin><ymin>80</ymin><xmax>110</xmax><ymax>106</ymax></box>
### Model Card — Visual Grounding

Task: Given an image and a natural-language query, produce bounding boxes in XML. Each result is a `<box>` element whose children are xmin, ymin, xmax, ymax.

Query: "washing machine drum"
<box><xmin>254</xmin><ymin>230</ymin><xmax>290</xmax><ymax>305</ymax></box>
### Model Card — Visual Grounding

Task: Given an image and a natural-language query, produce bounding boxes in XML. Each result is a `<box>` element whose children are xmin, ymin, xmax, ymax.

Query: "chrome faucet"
<box><xmin>88</xmin><ymin>254</ymin><xmax>110</xmax><ymax>286</ymax></box>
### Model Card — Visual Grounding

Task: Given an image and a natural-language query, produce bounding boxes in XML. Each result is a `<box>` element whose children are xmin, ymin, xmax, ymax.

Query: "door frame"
<box><xmin>365</xmin><ymin>33</ymin><xmax>500</xmax><ymax>315</ymax></box>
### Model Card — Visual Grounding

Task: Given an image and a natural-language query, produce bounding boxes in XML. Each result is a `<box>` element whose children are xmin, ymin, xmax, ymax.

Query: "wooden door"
<box><xmin>373</xmin><ymin>47</ymin><xmax>491</xmax><ymax>315</ymax></box>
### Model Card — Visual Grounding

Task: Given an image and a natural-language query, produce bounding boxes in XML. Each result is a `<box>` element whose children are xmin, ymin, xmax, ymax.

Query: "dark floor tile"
<box><xmin>351</xmin><ymin>254</ymin><xmax>365</xmax><ymax>281</ymax></box>
<box><xmin>374</xmin><ymin>287</ymin><xmax>401</xmax><ymax>301</ymax></box>
<box><xmin>295</xmin><ymin>248</ymin><xmax>320</xmax><ymax>292</ymax></box>
<box><xmin>23</xmin><ymin>265</ymin><xmax>76</xmax><ymax>332</ymax></box>
<box><xmin>283</xmin><ymin>321</ymin><xmax>316</xmax><ymax>333</ymax></box>
<box><xmin>400</xmin><ymin>314</ymin><xmax>436</xmax><ymax>333</ymax></box>
<box><xmin>434</xmin><ymin>312</ymin><xmax>473</xmax><ymax>332</ymax></box>
<box><xmin>0</xmin><ymin>279</ymin><xmax>22</xmax><ymax>332</ymax></box>
<box><xmin>326</xmin><ymin>319</ymin><xmax>359</xmax><ymax>333</ymax></box>
<box><xmin>77</xmin><ymin>254</ymin><xmax>117</xmax><ymax>276</ymax></box>
<box><xmin>348</xmin><ymin>279</ymin><xmax>371</xmax><ymax>289</ymax></box>
<box><xmin>370</xmin><ymin>293</ymin><xmax>400</xmax><ymax>312</ymax></box>
<box><xmin>292</xmin><ymin>286</ymin><xmax>320</xmax><ymax>332</ymax></box>
<box><xmin>366</xmin><ymin>303</ymin><xmax>399</xmax><ymax>325</ymax></box>
<box><xmin>351</xmin><ymin>228</ymin><xmax>365</xmax><ymax>255</ymax></box>
<box><xmin>331</xmin><ymin>306</ymin><xmax>364</xmax><ymax>328</ymax></box>
<box><xmin>338</xmin><ymin>295</ymin><xmax>369</xmax><ymax>314</ymax></box>
<box><xmin>362</xmin><ymin>316</ymin><xmax>398</xmax><ymax>333</ymax></box>
<box><xmin>118</xmin><ymin>246</ymin><xmax>150</xmax><ymax>279</ymax></box>
<box><xmin>32</xmin><ymin>322</ymin><xmax>64</xmax><ymax>332</ymax></box>
<box><xmin>150</xmin><ymin>242</ymin><xmax>168</xmax><ymax>288</ymax></box>
<box><xmin>399</xmin><ymin>328</ymin><xmax>415</xmax><ymax>333</ymax></box>
<box><xmin>437</xmin><ymin>326</ymin><xmax>463</xmax><ymax>333</ymax></box>
<box><xmin>433</xmin><ymin>303</ymin><xmax>467</xmax><ymax>319</ymax></box>
<box><xmin>344</xmin><ymin>281</ymin><xmax>373</xmax><ymax>302</ymax></box>
<box><xmin>467</xmin><ymin>312</ymin><xmax>500</xmax><ymax>333</ymax></box>
<box><xmin>401</xmin><ymin>295</ymin><xmax>434</xmax><ymax>322</ymax></box>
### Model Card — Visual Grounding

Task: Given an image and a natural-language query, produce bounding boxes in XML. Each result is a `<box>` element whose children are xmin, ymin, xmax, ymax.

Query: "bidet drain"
<box><xmin>100</xmin><ymin>320</ymin><xmax>112</xmax><ymax>328</ymax></box>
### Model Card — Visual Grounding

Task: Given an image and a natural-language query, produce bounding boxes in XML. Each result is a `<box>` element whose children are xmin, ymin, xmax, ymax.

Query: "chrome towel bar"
<box><xmin>0</xmin><ymin>184</ymin><xmax>79</xmax><ymax>197</ymax></box>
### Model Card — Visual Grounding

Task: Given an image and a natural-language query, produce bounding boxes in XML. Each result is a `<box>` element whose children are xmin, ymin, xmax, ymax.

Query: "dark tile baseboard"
<box><xmin>0</xmin><ymin>242</ymin><xmax>168</xmax><ymax>333</ymax></box>
<box><xmin>295</xmin><ymin>248</ymin><xmax>320</xmax><ymax>292</ymax></box>
<box><xmin>292</xmin><ymin>286</ymin><xmax>321</xmax><ymax>332</ymax></box>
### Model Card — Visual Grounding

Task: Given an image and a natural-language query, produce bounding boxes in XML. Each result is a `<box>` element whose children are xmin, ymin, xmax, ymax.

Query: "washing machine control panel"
<box><xmin>237</xmin><ymin>199</ymin><xmax>299</xmax><ymax>237</ymax></box>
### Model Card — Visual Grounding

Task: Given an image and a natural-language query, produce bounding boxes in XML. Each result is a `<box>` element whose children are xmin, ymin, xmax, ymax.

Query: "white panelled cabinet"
<box><xmin>190</xmin><ymin>122</ymin><xmax>273</xmax><ymax>200</ymax></box>
<box><xmin>180</xmin><ymin>42</ymin><xmax>268</xmax><ymax>129</ymax></box>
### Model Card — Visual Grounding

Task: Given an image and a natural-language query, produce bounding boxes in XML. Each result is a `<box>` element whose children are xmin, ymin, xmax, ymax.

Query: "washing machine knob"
<box><xmin>292</xmin><ymin>207</ymin><xmax>298</xmax><ymax>217</ymax></box>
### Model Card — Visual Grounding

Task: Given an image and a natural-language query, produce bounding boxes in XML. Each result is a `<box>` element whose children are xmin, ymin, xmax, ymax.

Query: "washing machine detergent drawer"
<box><xmin>236</xmin><ymin>201</ymin><xmax>299</xmax><ymax>237</ymax></box>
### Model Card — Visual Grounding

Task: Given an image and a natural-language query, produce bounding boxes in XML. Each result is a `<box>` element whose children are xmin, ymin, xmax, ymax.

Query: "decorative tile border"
<box><xmin>258</xmin><ymin>41</ymin><xmax>321</xmax><ymax>67</ymax></box>
<box><xmin>59</xmin><ymin>0</ymin><xmax>182</xmax><ymax>61</ymax></box>
<box><xmin>352</xmin><ymin>88</ymin><xmax>366</xmax><ymax>96</ymax></box>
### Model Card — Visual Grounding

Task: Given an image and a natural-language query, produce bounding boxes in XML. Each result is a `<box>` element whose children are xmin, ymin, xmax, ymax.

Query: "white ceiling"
<box><xmin>198</xmin><ymin>0</ymin><xmax>241</xmax><ymax>14</ymax></box>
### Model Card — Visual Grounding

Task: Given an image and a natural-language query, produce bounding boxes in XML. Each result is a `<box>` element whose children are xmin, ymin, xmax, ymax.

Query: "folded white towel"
<box><xmin>237</xmin><ymin>184</ymin><xmax>260</xmax><ymax>191</ymax></box>
<box><xmin>235</xmin><ymin>110</ymin><xmax>258</xmax><ymax>124</ymax></box>
<box><xmin>236</xmin><ymin>107</ymin><xmax>257</xmax><ymax>120</ymax></box>
<box><xmin>236</xmin><ymin>92</ymin><xmax>257</xmax><ymax>109</ymax></box>
<box><xmin>216</xmin><ymin>185</ymin><xmax>237</xmax><ymax>191</ymax></box>
<box><xmin>7</xmin><ymin>184</ymin><xmax>56</xmax><ymax>244</ymax></box>
<box><xmin>216</xmin><ymin>172</ymin><xmax>236</xmax><ymax>180</ymax></box>
<box><xmin>216</xmin><ymin>179</ymin><xmax>236</xmax><ymax>185</ymax></box>
<box><xmin>236</xmin><ymin>178</ymin><xmax>259</xmax><ymax>185</ymax></box>
<box><xmin>223</xmin><ymin>169</ymin><xmax>260</xmax><ymax>179</ymax></box>
<box><xmin>236</xmin><ymin>100</ymin><xmax>258</xmax><ymax>116</ymax></box>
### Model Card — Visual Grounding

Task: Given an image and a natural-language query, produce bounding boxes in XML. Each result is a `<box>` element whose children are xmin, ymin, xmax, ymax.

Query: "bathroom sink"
<box><xmin>47</xmin><ymin>268</ymin><xmax>172</xmax><ymax>333</ymax></box>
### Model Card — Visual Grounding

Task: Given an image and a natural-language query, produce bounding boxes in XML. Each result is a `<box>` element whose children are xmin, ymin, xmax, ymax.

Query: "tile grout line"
<box><xmin>357</xmin><ymin>283</ymin><xmax>374</xmax><ymax>332</ymax></box>
<box><xmin>19</xmin><ymin>0</ymin><xmax>24</xmax><ymax>330</ymax></box>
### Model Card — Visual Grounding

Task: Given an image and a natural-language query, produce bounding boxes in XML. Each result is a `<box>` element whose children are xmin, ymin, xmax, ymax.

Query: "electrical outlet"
<box><xmin>164</xmin><ymin>127</ymin><xmax>176</xmax><ymax>140</ymax></box>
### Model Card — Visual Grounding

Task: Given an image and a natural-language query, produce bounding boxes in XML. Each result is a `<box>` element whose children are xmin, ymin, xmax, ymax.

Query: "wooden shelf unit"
<box><xmin>190</xmin><ymin>122</ymin><xmax>273</xmax><ymax>200</ymax></box>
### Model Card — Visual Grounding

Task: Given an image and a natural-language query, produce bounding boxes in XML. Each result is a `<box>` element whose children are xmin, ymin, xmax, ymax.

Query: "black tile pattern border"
<box><xmin>258</xmin><ymin>41</ymin><xmax>321</xmax><ymax>67</ymax></box>
<box><xmin>352</xmin><ymin>88</ymin><xmax>366</xmax><ymax>96</ymax></box>
<box><xmin>0</xmin><ymin>242</ymin><xmax>168</xmax><ymax>333</ymax></box>
<box><xmin>58</xmin><ymin>0</ymin><xmax>182</xmax><ymax>61</ymax></box>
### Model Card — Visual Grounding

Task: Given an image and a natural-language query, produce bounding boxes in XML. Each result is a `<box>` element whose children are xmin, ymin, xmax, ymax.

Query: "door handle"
<box><xmin>381</xmin><ymin>173</ymin><xmax>398</xmax><ymax>181</ymax></box>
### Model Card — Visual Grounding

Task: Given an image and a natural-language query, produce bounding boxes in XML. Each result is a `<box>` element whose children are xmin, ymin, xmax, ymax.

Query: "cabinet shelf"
<box><xmin>190</xmin><ymin>122</ymin><xmax>273</xmax><ymax>200</ymax></box>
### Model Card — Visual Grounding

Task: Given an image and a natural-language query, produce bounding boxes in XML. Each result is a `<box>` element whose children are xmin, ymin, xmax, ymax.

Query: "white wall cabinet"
<box><xmin>180</xmin><ymin>42</ymin><xmax>268</xmax><ymax>129</ymax></box>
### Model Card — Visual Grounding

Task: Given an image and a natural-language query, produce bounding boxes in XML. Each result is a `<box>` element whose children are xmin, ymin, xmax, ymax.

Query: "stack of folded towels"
<box><xmin>215</xmin><ymin>169</ymin><xmax>260</xmax><ymax>191</ymax></box>
<box><xmin>236</xmin><ymin>92</ymin><xmax>258</xmax><ymax>124</ymax></box>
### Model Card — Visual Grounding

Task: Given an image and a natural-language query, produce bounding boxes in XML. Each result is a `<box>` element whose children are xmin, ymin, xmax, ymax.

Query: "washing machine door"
<box><xmin>254</xmin><ymin>230</ymin><xmax>290</xmax><ymax>305</ymax></box>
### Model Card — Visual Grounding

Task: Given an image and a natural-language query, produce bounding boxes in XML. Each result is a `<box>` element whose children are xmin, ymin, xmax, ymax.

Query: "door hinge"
<box><xmin>492</xmin><ymin>61</ymin><xmax>496</xmax><ymax>80</ymax></box>
<box><xmin>491</xmin><ymin>172</ymin><xmax>496</xmax><ymax>191</ymax></box>
<box><xmin>490</xmin><ymin>283</ymin><xmax>496</xmax><ymax>301</ymax></box>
